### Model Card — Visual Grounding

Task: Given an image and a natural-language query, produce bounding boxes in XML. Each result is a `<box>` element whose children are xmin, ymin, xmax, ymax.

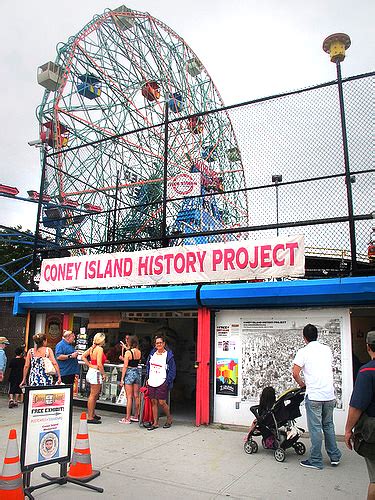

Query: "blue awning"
<box><xmin>13</xmin><ymin>285</ymin><xmax>199</xmax><ymax>315</ymax></box>
<box><xmin>13</xmin><ymin>276</ymin><xmax>375</xmax><ymax>316</ymax></box>
<box><xmin>199</xmin><ymin>276</ymin><xmax>375</xmax><ymax>308</ymax></box>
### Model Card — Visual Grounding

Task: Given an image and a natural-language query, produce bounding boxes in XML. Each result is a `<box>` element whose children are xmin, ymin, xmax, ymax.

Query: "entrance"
<box><xmin>79</xmin><ymin>310</ymin><xmax>198</xmax><ymax>422</ymax></box>
<box><xmin>350</xmin><ymin>307</ymin><xmax>375</xmax><ymax>380</ymax></box>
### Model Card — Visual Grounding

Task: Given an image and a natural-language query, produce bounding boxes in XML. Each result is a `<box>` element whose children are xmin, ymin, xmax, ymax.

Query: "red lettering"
<box><xmin>196</xmin><ymin>251</ymin><xmax>206</xmax><ymax>272</ymax></box>
<box><xmin>123</xmin><ymin>258</ymin><xmax>132</xmax><ymax>276</ymax></box>
<box><xmin>223</xmin><ymin>248</ymin><xmax>235</xmax><ymax>270</ymax></box>
<box><xmin>164</xmin><ymin>254</ymin><xmax>174</xmax><ymax>274</ymax></box>
<box><xmin>174</xmin><ymin>253</ymin><xmax>185</xmax><ymax>273</ymax></box>
<box><xmin>286</xmin><ymin>242</ymin><xmax>298</xmax><ymax>265</ymax></box>
<box><xmin>114</xmin><ymin>258</ymin><xmax>123</xmax><ymax>277</ymax></box>
<box><xmin>235</xmin><ymin>247</ymin><xmax>248</xmax><ymax>269</ymax></box>
<box><xmin>138</xmin><ymin>256</ymin><xmax>148</xmax><ymax>275</ymax></box>
<box><xmin>96</xmin><ymin>260</ymin><xmax>104</xmax><ymax>279</ymax></box>
<box><xmin>212</xmin><ymin>250</ymin><xmax>222</xmax><ymax>271</ymax></box>
<box><xmin>249</xmin><ymin>247</ymin><xmax>259</xmax><ymax>269</ymax></box>
<box><xmin>87</xmin><ymin>260</ymin><xmax>96</xmax><ymax>279</ymax></box>
<box><xmin>272</xmin><ymin>244</ymin><xmax>285</xmax><ymax>266</ymax></box>
<box><xmin>65</xmin><ymin>262</ymin><xmax>73</xmax><ymax>280</ymax></box>
<box><xmin>154</xmin><ymin>255</ymin><xmax>163</xmax><ymax>275</ymax></box>
<box><xmin>104</xmin><ymin>260</ymin><xmax>113</xmax><ymax>278</ymax></box>
<box><xmin>74</xmin><ymin>262</ymin><xmax>81</xmax><ymax>279</ymax></box>
<box><xmin>57</xmin><ymin>264</ymin><xmax>65</xmax><ymax>281</ymax></box>
<box><xmin>260</xmin><ymin>245</ymin><xmax>272</xmax><ymax>267</ymax></box>
<box><xmin>44</xmin><ymin>264</ymin><xmax>50</xmax><ymax>281</ymax></box>
<box><xmin>186</xmin><ymin>252</ymin><xmax>197</xmax><ymax>273</ymax></box>
<box><xmin>50</xmin><ymin>264</ymin><xmax>57</xmax><ymax>281</ymax></box>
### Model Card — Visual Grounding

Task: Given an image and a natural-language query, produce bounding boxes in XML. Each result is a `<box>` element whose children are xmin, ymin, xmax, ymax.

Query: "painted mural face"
<box><xmin>48</xmin><ymin>323</ymin><xmax>60</xmax><ymax>340</ymax></box>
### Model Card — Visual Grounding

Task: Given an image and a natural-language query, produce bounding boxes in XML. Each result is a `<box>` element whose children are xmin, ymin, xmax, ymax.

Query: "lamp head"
<box><xmin>323</xmin><ymin>33</ymin><xmax>351</xmax><ymax>63</ymax></box>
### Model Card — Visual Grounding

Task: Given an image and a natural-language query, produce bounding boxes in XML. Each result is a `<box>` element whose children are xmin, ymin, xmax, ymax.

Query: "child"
<box><xmin>248</xmin><ymin>386</ymin><xmax>276</xmax><ymax>433</ymax></box>
<box><xmin>8</xmin><ymin>347</ymin><xmax>25</xmax><ymax>408</ymax></box>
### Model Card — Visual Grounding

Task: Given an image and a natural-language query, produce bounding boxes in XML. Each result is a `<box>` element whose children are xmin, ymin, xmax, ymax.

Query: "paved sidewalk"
<box><xmin>0</xmin><ymin>396</ymin><xmax>367</xmax><ymax>499</ymax></box>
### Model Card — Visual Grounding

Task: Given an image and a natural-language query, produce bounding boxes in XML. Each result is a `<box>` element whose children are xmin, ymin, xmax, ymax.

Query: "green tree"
<box><xmin>0</xmin><ymin>225</ymin><xmax>34</xmax><ymax>292</ymax></box>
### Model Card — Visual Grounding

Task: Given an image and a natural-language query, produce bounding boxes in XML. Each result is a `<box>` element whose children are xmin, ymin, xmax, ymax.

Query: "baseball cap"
<box><xmin>0</xmin><ymin>336</ymin><xmax>10</xmax><ymax>345</ymax></box>
<box><xmin>366</xmin><ymin>331</ymin><xmax>375</xmax><ymax>344</ymax></box>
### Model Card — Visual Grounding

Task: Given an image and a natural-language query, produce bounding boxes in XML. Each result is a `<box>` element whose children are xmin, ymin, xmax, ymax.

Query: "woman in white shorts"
<box><xmin>82</xmin><ymin>332</ymin><xmax>107</xmax><ymax>424</ymax></box>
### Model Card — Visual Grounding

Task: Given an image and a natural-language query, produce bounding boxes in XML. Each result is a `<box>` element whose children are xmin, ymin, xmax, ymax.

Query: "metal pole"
<box><xmin>31</xmin><ymin>147</ymin><xmax>47</xmax><ymax>289</ymax></box>
<box><xmin>275</xmin><ymin>184</ymin><xmax>280</xmax><ymax>236</ymax></box>
<box><xmin>111</xmin><ymin>170</ymin><xmax>120</xmax><ymax>251</ymax></box>
<box><xmin>161</xmin><ymin>103</ymin><xmax>169</xmax><ymax>247</ymax></box>
<box><xmin>336</xmin><ymin>61</ymin><xmax>357</xmax><ymax>274</ymax></box>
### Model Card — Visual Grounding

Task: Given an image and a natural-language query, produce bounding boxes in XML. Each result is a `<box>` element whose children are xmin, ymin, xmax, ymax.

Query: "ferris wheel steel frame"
<box><xmin>36</xmin><ymin>6</ymin><xmax>249</xmax><ymax>253</ymax></box>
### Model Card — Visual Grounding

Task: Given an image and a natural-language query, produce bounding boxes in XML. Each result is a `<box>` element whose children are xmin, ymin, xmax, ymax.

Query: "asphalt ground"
<box><xmin>0</xmin><ymin>396</ymin><xmax>367</xmax><ymax>499</ymax></box>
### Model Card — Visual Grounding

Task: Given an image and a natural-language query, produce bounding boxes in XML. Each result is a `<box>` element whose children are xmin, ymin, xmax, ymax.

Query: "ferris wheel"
<box><xmin>36</xmin><ymin>5</ymin><xmax>248</xmax><ymax>252</ymax></box>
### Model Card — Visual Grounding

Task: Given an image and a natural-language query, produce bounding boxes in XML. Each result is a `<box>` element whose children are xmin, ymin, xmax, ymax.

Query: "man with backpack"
<box><xmin>345</xmin><ymin>330</ymin><xmax>375</xmax><ymax>500</ymax></box>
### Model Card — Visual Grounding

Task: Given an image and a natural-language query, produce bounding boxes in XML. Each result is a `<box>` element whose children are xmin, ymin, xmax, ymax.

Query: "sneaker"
<box><xmin>93</xmin><ymin>415</ymin><xmax>101</xmax><ymax>420</ymax></box>
<box><xmin>119</xmin><ymin>418</ymin><xmax>131</xmax><ymax>424</ymax></box>
<box><xmin>300</xmin><ymin>460</ymin><xmax>322</xmax><ymax>470</ymax></box>
<box><xmin>130</xmin><ymin>416</ymin><xmax>139</xmax><ymax>422</ymax></box>
<box><xmin>8</xmin><ymin>400</ymin><xmax>14</xmax><ymax>409</ymax></box>
<box><xmin>331</xmin><ymin>460</ymin><xmax>340</xmax><ymax>466</ymax></box>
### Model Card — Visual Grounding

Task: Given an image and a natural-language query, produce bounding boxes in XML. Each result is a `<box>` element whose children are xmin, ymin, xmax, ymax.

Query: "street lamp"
<box><xmin>322</xmin><ymin>33</ymin><xmax>357</xmax><ymax>274</ymax></box>
<box><xmin>272</xmin><ymin>175</ymin><xmax>282</xmax><ymax>236</ymax></box>
<box><xmin>28</xmin><ymin>141</ymin><xmax>48</xmax><ymax>289</ymax></box>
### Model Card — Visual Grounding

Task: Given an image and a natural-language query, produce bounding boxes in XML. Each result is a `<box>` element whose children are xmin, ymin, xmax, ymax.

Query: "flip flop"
<box><xmin>147</xmin><ymin>425</ymin><xmax>159</xmax><ymax>431</ymax></box>
<box><xmin>163</xmin><ymin>422</ymin><xmax>172</xmax><ymax>428</ymax></box>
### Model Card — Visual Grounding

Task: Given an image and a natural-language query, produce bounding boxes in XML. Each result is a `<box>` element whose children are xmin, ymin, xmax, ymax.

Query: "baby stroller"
<box><xmin>244</xmin><ymin>387</ymin><xmax>306</xmax><ymax>462</ymax></box>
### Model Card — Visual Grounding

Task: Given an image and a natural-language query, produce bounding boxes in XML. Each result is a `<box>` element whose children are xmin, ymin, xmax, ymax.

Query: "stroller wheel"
<box><xmin>274</xmin><ymin>447</ymin><xmax>286</xmax><ymax>462</ymax></box>
<box><xmin>244</xmin><ymin>441</ymin><xmax>255</xmax><ymax>454</ymax></box>
<box><xmin>251</xmin><ymin>441</ymin><xmax>258</xmax><ymax>453</ymax></box>
<box><xmin>293</xmin><ymin>441</ymin><xmax>306</xmax><ymax>456</ymax></box>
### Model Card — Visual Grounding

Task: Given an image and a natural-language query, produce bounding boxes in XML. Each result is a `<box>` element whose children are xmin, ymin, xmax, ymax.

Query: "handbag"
<box><xmin>43</xmin><ymin>348</ymin><xmax>56</xmax><ymax>376</ymax></box>
<box><xmin>353</xmin><ymin>412</ymin><xmax>375</xmax><ymax>460</ymax></box>
<box><xmin>116</xmin><ymin>386</ymin><xmax>127</xmax><ymax>405</ymax></box>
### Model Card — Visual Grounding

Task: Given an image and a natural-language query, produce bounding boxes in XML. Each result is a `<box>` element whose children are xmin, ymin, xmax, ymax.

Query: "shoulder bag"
<box><xmin>43</xmin><ymin>347</ymin><xmax>57</xmax><ymax>376</ymax></box>
<box><xmin>353</xmin><ymin>411</ymin><xmax>375</xmax><ymax>460</ymax></box>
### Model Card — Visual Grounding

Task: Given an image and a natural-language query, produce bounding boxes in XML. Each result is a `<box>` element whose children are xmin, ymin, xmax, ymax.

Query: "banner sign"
<box><xmin>20</xmin><ymin>385</ymin><xmax>73</xmax><ymax>471</ymax></box>
<box><xmin>39</xmin><ymin>235</ymin><xmax>305</xmax><ymax>291</ymax></box>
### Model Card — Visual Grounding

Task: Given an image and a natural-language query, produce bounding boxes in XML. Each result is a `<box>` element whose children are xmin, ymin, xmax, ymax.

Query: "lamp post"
<box><xmin>161</xmin><ymin>102</ymin><xmax>169</xmax><ymax>247</ymax></box>
<box><xmin>30</xmin><ymin>143</ymin><xmax>47</xmax><ymax>289</ymax></box>
<box><xmin>272</xmin><ymin>174</ymin><xmax>282</xmax><ymax>236</ymax></box>
<box><xmin>323</xmin><ymin>33</ymin><xmax>357</xmax><ymax>274</ymax></box>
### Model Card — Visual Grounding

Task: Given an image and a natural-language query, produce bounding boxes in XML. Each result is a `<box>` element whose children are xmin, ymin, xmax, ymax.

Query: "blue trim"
<box><xmin>12</xmin><ymin>276</ymin><xmax>375</xmax><ymax>316</ymax></box>
<box><xmin>199</xmin><ymin>277</ymin><xmax>375</xmax><ymax>308</ymax></box>
<box><xmin>13</xmin><ymin>285</ymin><xmax>199</xmax><ymax>315</ymax></box>
<box><xmin>0</xmin><ymin>292</ymin><xmax>17</xmax><ymax>298</ymax></box>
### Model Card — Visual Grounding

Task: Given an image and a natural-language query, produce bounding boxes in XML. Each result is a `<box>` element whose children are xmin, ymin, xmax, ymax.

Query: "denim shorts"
<box><xmin>124</xmin><ymin>367</ymin><xmax>141</xmax><ymax>385</ymax></box>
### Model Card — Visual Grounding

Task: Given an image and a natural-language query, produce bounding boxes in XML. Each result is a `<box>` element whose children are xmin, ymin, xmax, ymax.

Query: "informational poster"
<box><xmin>21</xmin><ymin>385</ymin><xmax>73</xmax><ymax>471</ymax></box>
<box><xmin>216</xmin><ymin>358</ymin><xmax>238</xmax><ymax>396</ymax></box>
<box><xmin>241</xmin><ymin>317</ymin><xmax>343</xmax><ymax>408</ymax></box>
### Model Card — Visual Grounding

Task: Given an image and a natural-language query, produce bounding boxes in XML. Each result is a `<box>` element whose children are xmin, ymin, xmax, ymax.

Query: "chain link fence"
<box><xmin>37</xmin><ymin>72</ymin><xmax>374</xmax><ymax>277</ymax></box>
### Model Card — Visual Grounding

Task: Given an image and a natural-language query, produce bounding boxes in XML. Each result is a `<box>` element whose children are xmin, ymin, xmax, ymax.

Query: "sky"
<box><xmin>0</xmin><ymin>0</ymin><xmax>373</xmax><ymax>231</ymax></box>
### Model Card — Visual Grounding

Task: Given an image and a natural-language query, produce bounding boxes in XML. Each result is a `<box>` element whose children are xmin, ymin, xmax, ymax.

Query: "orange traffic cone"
<box><xmin>0</xmin><ymin>429</ymin><xmax>24</xmax><ymax>499</ymax></box>
<box><xmin>68</xmin><ymin>412</ymin><xmax>100</xmax><ymax>482</ymax></box>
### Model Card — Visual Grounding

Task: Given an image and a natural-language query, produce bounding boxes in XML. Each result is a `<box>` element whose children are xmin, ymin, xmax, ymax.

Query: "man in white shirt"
<box><xmin>292</xmin><ymin>324</ymin><xmax>341</xmax><ymax>470</ymax></box>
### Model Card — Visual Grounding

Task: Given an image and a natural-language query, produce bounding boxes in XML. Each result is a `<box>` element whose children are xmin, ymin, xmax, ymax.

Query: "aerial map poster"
<box><xmin>240</xmin><ymin>317</ymin><xmax>343</xmax><ymax>408</ymax></box>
